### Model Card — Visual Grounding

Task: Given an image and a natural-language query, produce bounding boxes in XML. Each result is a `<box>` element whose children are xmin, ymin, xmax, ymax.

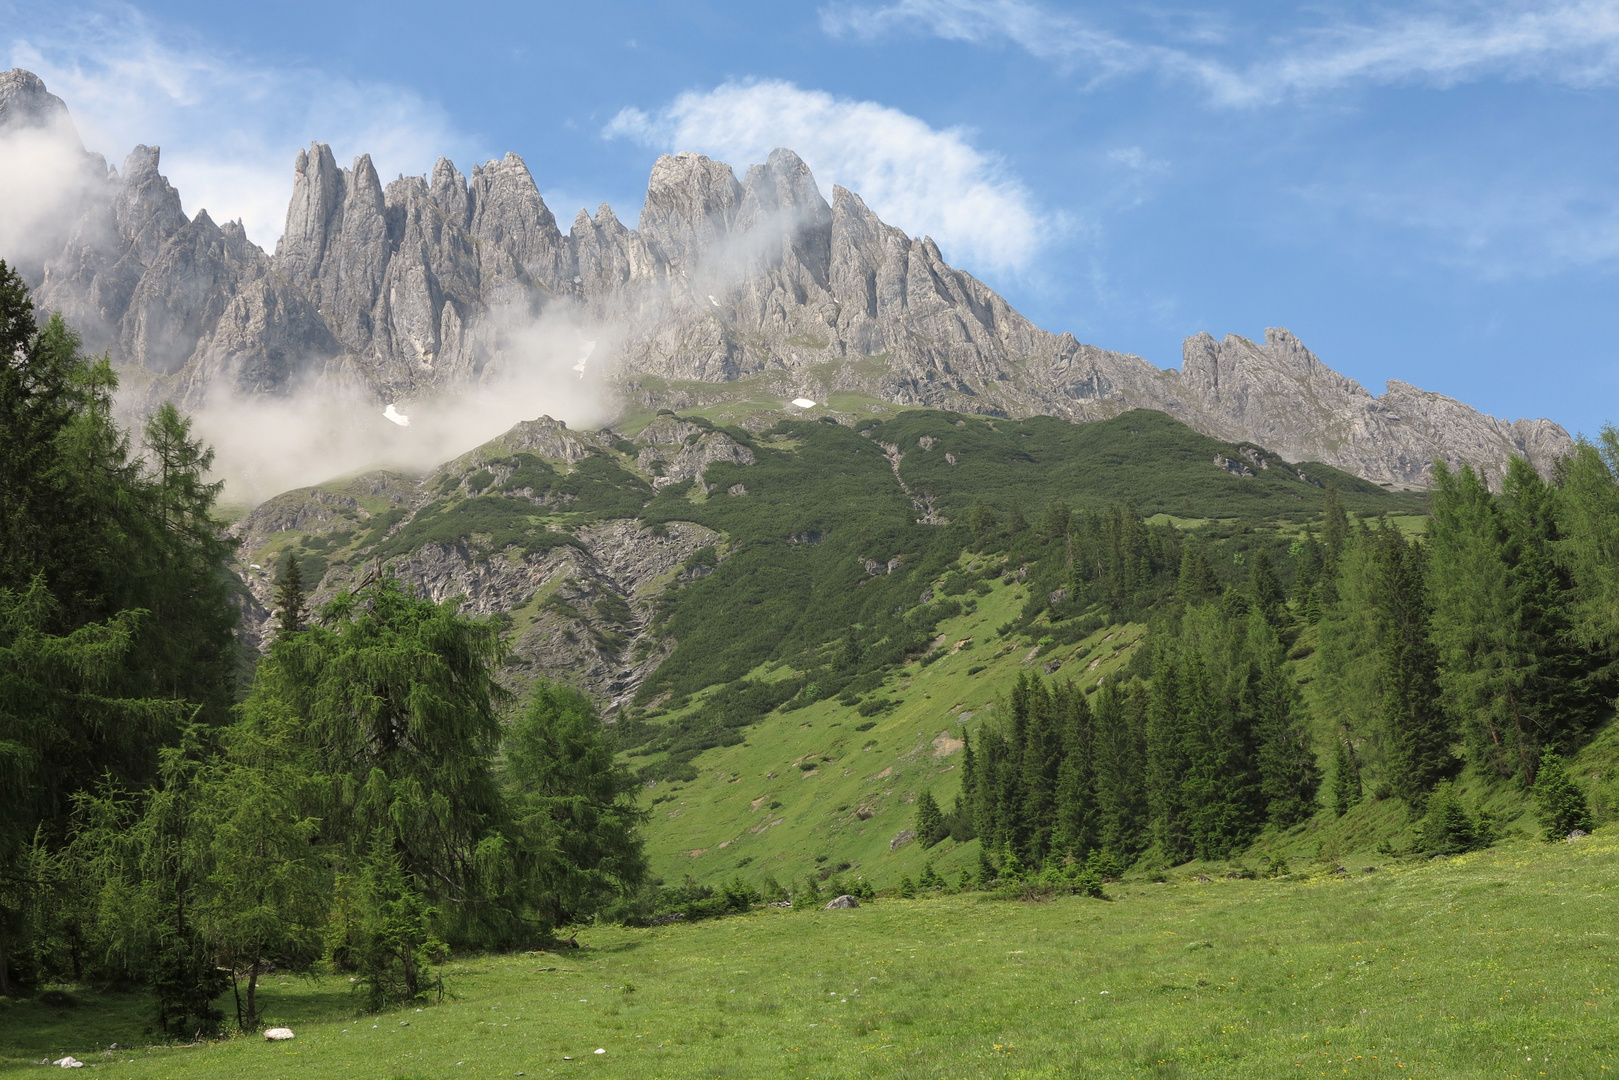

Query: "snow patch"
<box><xmin>383</xmin><ymin>404</ymin><xmax>411</xmax><ymax>427</ymax></box>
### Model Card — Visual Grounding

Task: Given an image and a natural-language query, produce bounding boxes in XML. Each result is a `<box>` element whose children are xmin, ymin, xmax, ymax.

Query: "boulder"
<box><xmin>263</xmin><ymin>1028</ymin><xmax>296</xmax><ymax>1041</ymax></box>
<box><xmin>824</xmin><ymin>894</ymin><xmax>860</xmax><ymax>910</ymax></box>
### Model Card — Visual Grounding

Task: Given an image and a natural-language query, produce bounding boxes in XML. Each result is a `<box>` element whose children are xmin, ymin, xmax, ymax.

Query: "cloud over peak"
<box><xmin>606</xmin><ymin>79</ymin><xmax>1045</xmax><ymax>272</ymax></box>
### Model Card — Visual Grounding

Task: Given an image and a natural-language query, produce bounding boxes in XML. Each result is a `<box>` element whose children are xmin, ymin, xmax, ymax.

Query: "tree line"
<box><xmin>927</xmin><ymin>455</ymin><xmax>1619</xmax><ymax>869</ymax></box>
<box><xmin>0</xmin><ymin>264</ymin><xmax>647</xmax><ymax>1032</ymax></box>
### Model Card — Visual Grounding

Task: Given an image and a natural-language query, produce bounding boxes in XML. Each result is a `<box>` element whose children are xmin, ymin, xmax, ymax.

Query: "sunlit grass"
<box><xmin>6</xmin><ymin>828</ymin><xmax>1615</xmax><ymax>1078</ymax></box>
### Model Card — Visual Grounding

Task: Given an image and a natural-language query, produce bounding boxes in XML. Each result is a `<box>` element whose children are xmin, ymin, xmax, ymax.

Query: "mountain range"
<box><xmin>1</xmin><ymin>66</ymin><xmax>1571</xmax><ymax>489</ymax></box>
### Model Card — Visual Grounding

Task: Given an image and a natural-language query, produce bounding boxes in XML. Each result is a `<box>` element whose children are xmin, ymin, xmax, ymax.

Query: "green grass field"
<box><xmin>6</xmin><ymin>829</ymin><xmax>1615</xmax><ymax>1079</ymax></box>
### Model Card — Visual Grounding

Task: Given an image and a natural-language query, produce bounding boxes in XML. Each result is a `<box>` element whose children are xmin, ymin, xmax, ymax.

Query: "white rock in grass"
<box><xmin>53</xmin><ymin>1057</ymin><xmax>84</xmax><ymax>1068</ymax></box>
<box><xmin>263</xmin><ymin>1027</ymin><xmax>296</xmax><ymax>1040</ymax></box>
<box><xmin>790</xmin><ymin>398</ymin><xmax>816</xmax><ymax>409</ymax></box>
<box><xmin>595</xmin><ymin>1048</ymin><xmax>606</xmax><ymax>1054</ymax></box>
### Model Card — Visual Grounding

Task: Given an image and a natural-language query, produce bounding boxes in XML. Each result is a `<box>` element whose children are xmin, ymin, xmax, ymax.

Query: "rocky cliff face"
<box><xmin>2</xmin><ymin>67</ymin><xmax>1571</xmax><ymax>487</ymax></box>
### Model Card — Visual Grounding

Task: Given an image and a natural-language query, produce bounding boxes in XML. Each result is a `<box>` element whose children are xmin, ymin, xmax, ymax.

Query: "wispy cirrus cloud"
<box><xmin>821</xmin><ymin>0</ymin><xmax>1619</xmax><ymax>106</ymax></box>
<box><xmin>605</xmin><ymin>79</ymin><xmax>1046</xmax><ymax>271</ymax></box>
<box><xmin>5</xmin><ymin>4</ymin><xmax>476</xmax><ymax>247</ymax></box>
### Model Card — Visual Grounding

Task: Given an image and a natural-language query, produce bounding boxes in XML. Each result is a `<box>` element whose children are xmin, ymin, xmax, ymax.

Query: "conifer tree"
<box><xmin>1375</xmin><ymin>526</ymin><xmax>1456</xmax><ymax>805</ymax></box>
<box><xmin>1248</xmin><ymin>610</ymin><xmax>1321</xmax><ymax>828</ymax></box>
<box><xmin>1017</xmin><ymin>675</ymin><xmax>1062</xmax><ymax>862</ymax></box>
<box><xmin>1330</xmin><ymin>735</ymin><xmax>1362</xmax><ymax>817</ymax></box>
<box><xmin>1092</xmin><ymin>680</ymin><xmax>1150</xmax><ymax>859</ymax></box>
<box><xmin>1145</xmin><ymin>640</ymin><xmax>1191</xmax><ymax>862</ymax></box>
<box><xmin>273</xmin><ymin>553</ymin><xmax>307</xmax><ymax>636</ymax></box>
<box><xmin>1533</xmin><ymin>749</ymin><xmax>1593</xmax><ymax>841</ymax></box>
<box><xmin>1321</xmin><ymin>487</ymin><xmax>1349</xmax><ymax>581</ymax></box>
<box><xmin>1051</xmin><ymin>682</ymin><xmax>1097</xmax><ymax>858</ymax></box>
<box><xmin>1249</xmin><ymin>549</ymin><xmax>1287</xmax><ymax>628</ymax></box>
<box><xmin>914</xmin><ymin>790</ymin><xmax>945</xmax><ymax>848</ymax></box>
<box><xmin>1176</xmin><ymin>545</ymin><xmax>1219</xmax><ymax>603</ymax></box>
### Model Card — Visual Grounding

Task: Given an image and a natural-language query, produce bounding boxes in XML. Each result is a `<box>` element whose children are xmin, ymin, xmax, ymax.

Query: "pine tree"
<box><xmin>1321</xmin><ymin>488</ymin><xmax>1349</xmax><ymax>582</ymax></box>
<box><xmin>1051</xmin><ymin>682</ymin><xmax>1097</xmax><ymax>858</ymax></box>
<box><xmin>1375</xmin><ymin>526</ymin><xmax>1456</xmax><ymax>805</ymax></box>
<box><xmin>1145</xmin><ymin>637</ymin><xmax>1191</xmax><ymax>862</ymax></box>
<box><xmin>1248</xmin><ymin>610</ymin><xmax>1321</xmax><ymax>828</ymax></box>
<box><xmin>503</xmin><ymin>679</ymin><xmax>650</xmax><ymax>934</ymax></box>
<box><xmin>1016</xmin><ymin>674</ymin><xmax>1061</xmax><ymax>863</ymax></box>
<box><xmin>914</xmin><ymin>790</ymin><xmax>945</xmax><ymax>848</ymax></box>
<box><xmin>918</xmin><ymin>862</ymin><xmax>944</xmax><ymax>891</ymax></box>
<box><xmin>1427</xmin><ymin>462</ymin><xmax>1545</xmax><ymax>782</ymax></box>
<box><xmin>1176</xmin><ymin>545</ymin><xmax>1219</xmax><ymax>604</ymax></box>
<box><xmin>1415</xmin><ymin>782</ymin><xmax>1481</xmax><ymax>856</ymax></box>
<box><xmin>1330</xmin><ymin>736</ymin><xmax>1361</xmax><ymax>817</ymax></box>
<box><xmin>1533</xmin><ymin>749</ymin><xmax>1593</xmax><ymax>841</ymax></box>
<box><xmin>1249</xmin><ymin>549</ymin><xmax>1286</xmax><ymax>627</ymax></box>
<box><xmin>1557</xmin><ymin>427</ymin><xmax>1619</xmax><ymax>659</ymax></box>
<box><xmin>1092</xmin><ymin>680</ymin><xmax>1150</xmax><ymax>859</ymax></box>
<box><xmin>273</xmin><ymin>553</ymin><xmax>307</xmax><ymax>636</ymax></box>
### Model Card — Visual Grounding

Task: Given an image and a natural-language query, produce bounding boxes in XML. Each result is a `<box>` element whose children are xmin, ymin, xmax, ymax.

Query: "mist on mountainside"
<box><xmin>188</xmin><ymin>304</ymin><xmax>619</xmax><ymax>505</ymax></box>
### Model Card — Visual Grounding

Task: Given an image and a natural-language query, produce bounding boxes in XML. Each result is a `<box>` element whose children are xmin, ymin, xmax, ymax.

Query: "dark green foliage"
<box><xmin>346</xmin><ymin>831</ymin><xmax>446</xmax><ymax>1011</ymax></box>
<box><xmin>0</xmin><ymin>268</ymin><xmax>237</xmax><ymax>996</ymax></box>
<box><xmin>273</xmin><ymin>552</ymin><xmax>307</xmax><ymax>636</ymax></box>
<box><xmin>244</xmin><ymin>578</ymin><xmax>513</xmax><ymax>944</ymax></box>
<box><xmin>1533</xmin><ymin>749</ymin><xmax>1593</xmax><ymax>841</ymax></box>
<box><xmin>504</xmin><ymin>680</ymin><xmax>649</xmax><ymax>934</ymax></box>
<box><xmin>914</xmin><ymin>791</ymin><xmax>946</xmax><ymax>848</ymax></box>
<box><xmin>378</xmin><ymin>494</ymin><xmax>586</xmax><ymax>559</ymax></box>
<box><xmin>1249</xmin><ymin>612</ymin><xmax>1322</xmax><ymax>828</ymax></box>
<box><xmin>1415</xmin><ymin>782</ymin><xmax>1489</xmax><ymax>856</ymax></box>
<box><xmin>1331</xmin><ymin>737</ymin><xmax>1362</xmax><ymax>817</ymax></box>
<box><xmin>1177</xmin><ymin>545</ymin><xmax>1220</xmax><ymax>603</ymax></box>
<box><xmin>896</xmin><ymin>875</ymin><xmax>917</xmax><ymax>899</ymax></box>
<box><xmin>1374</xmin><ymin>526</ymin><xmax>1457</xmax><ymax>805</ymax></box>
<box><xmin>917</xmin><ymin>862</ymin><xmax>944</xmax><ymax>891</ymax></box>
<box><xmin>878</xmin><ymin>409</ymin><xmax>1413</xmax><ymax>524</ymax></box>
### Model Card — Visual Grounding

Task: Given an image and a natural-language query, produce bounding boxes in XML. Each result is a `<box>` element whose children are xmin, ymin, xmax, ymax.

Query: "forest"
<box><xmin>0</xmin><ymin>263</ymin><xmax>649</xmax><ymax>1033</ymax></box>
<box><xmin>4</xmin><ymin>253</ymin><xmax>1619</xmax><ymax>1040</ymax></box>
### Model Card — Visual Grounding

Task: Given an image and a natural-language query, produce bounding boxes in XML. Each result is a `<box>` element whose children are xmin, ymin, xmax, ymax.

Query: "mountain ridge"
<box><xmin>1</xmin><ymin>67</ymin><xmax>1570</xmax><ymax>488</ymax></box>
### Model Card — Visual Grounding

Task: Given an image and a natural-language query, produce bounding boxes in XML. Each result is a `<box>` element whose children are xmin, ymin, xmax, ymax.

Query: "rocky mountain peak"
<box><xmin>0</xmin><ymin>68</ymin><xmax>76</xmax><ymax>136</ymax></box>
<box><xmin>6</xmin><ymin>67</ymin><xmax>1576</xmax><ymax>489</ymax></box>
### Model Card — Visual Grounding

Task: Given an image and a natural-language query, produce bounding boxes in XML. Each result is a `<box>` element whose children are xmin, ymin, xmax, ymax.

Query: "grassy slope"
<box><xmin>7</xmin><ymin>829</ymin><xmax>1617</xmax><ymax>1078</ymax></box>
<box><xmin>633</xmin><ymin>570</ymin><xmax>1148</xmax><ymax>891</ymax></box>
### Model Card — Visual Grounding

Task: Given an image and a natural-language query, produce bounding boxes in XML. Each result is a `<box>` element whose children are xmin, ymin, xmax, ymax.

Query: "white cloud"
<box><xmin>6</xmin><ymin>5</ymin><xmax>475</xmax><ymax>248</ymax></box>
<box><xmin>604</xmin><ymin>79</ymin><xmax>1044</xmax><ymax>271</ymax></box>
<box><xmin>822</xmin><ymin>0</ymin><xmax>1619</xmax><ymax>106</ymax></box>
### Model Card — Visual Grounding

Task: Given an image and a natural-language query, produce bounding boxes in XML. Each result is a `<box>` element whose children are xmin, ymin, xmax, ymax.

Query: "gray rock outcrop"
<box><xmin>2</xmin><ymin>68</ymin><xmax>1572</xmax><ymax>487</ymax></box>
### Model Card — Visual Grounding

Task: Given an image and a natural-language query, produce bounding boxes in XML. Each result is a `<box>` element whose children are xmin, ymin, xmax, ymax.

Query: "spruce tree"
<box><xmin>1176</xmin><ymin>545</ymin><xmax>1219</xmax><ymax>604</ymax></box>
<box><xmin>1051</xmin><ymin>682</ymin><xmax>1097</xmax><ymax>858</ymax></box>
<box><xmin>1533</xmin><ymin>749</ymin><xmax>1593</xmax><ymax>841</ymax></box>
<box><xmin>1375</xmin><ymin>526</ymin><xmax>1455</xmax><ymax>806</ymax></box>
<box><xmin>1330</xmin><ymin>736</ymin><xmax>1362</xmax><ymax>817</ymax></box>
<box><xmin>914</xmin><ymin>790</ymin><xmax>945</xmax><ymax>848</ymax></box>
<box><xmin>1557</xmin><ymin>428</ymin><xmax>1619</xmax><ymax>658</ymax></box>
<box><xmin>1092</xmin><ymin>680</ymin><xmax>1150</xmax><ymax>859</ymax></box>
<box><xmin>273</xmin><ymin>553</ymin><xmax>307</xmax><ymax>636</ymax></box>
<box><xmin>1248</xmin><ymin>549</ymin><xmax>1286</xmax><ymax>627</ymax></box>
<box><xmin>1145</xmin><ymin>639</ymin><xmax>1191</xmax><ymax>862</ymax></box>
<box><xmin>1016</xmin><ymin>674</ymin><xmax>1061</xmax><ymax>862</ymax></box>
<box><xmin>1248</xmin><ymin>610</ymin><xmax>1321</xmax><ymax>828</ymax></box>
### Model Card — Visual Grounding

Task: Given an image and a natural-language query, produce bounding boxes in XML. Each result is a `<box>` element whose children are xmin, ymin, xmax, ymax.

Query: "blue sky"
<box><xmin>5</xmin><ymin>0</ymin><xmax>1617</xmax><ymax>436</ymax></box>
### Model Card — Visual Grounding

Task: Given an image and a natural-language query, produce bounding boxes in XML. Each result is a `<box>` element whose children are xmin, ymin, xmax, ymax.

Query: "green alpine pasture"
<box><xmin>7</xmin><ymin>829</ymin><xmax>1616</xmax><ymax>1079</ymax></box>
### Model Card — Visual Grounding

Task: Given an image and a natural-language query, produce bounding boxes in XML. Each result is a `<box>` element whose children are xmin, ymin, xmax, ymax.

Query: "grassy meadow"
<box><xmin>5</xmin><ymin>828</ymin><xmax>1616</xmax><ymax>1079</ymax></box>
